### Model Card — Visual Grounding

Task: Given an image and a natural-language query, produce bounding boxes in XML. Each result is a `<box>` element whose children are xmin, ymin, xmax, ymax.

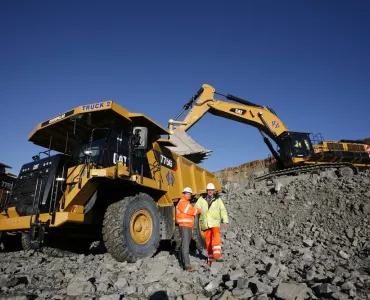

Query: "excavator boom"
<box><xmin>167</xmin><ymin>84</ymin><xmax>294</xmax><ymax>164</ymax></box>
<box><xmin>169</xmin><ymin>84</ymin><xmax>288</xmax><ymax>139</ymax></box>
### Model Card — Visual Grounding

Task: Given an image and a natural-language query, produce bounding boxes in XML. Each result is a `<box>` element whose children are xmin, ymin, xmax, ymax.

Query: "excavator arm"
<box><xmin>169</xmin><ymin>84</ymin><xmax>288</xmax><ymax>140</ymax></box>
<box><xmin>167</xmin><ymin>84</ymin><xmax>314</xmax><ymax>166</ymax></box>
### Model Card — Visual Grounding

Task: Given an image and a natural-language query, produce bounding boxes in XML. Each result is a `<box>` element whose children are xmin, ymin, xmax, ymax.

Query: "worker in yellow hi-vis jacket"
<box><xmin>195</xmin><ymin>183</ymin><xmax>228</xmax><ymax>265</ymax></box>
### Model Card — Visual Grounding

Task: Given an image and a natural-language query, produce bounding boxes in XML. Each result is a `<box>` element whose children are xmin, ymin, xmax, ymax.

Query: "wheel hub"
<box><xmin>130</xmin><ymin>209</ymin><xmax>153</xmax><ymax>244</ymax></box>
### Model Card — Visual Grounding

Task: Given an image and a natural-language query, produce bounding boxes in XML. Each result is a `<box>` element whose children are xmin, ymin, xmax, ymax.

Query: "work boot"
<box><xmin>215</xmin><ymin>257</ymin><xmax>224</xmax><ymax>262</ymax></box>
<box><xmin>184</xmin><ymin>265</ymin><xmax>195</xmax><ymax>272</ymax></box>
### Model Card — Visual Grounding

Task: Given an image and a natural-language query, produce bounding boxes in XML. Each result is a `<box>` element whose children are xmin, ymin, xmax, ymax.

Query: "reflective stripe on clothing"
<box><xmin>204</xmin><ymin>227</ymin><xmax>222</xmax><ymax>263</ymax></box>
<box><xmin>184</xmin><ymin>204</ymin><xmax>191</xmax><ymax>214</ymax></box>
<box><xmin>176</xmin><ymin>219</ymin><xmax>194</xmax><ymax>223</ymax></box>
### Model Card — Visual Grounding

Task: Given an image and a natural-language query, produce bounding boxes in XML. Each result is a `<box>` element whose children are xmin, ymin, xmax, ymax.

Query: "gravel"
<box><xmin>0</xmin><ymin>170</ymin><xmax>369</xmax><ymax>299</ymax></box>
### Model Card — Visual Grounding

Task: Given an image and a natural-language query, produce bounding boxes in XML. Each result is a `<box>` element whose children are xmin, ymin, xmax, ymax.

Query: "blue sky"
<box><xmin>1</xmin><ymin>0</ymin><xmax>369</xmax><ymax>174</ymax></box>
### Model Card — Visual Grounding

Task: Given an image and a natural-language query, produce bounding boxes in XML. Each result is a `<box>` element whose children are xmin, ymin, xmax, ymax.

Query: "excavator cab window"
<box><xmin>278</xmin><ymin>132</ymin><xmax>314</xmax><ymax>164</ymax></box>
<box><xmin>289</xmin><ymin>133</ymin><xmax>314</xmax><ymax>158</ymax></box>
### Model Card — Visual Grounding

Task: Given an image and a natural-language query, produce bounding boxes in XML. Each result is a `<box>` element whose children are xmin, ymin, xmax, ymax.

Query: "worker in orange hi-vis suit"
<box><xmin>195</xmin><ymin>183</ymin><xmax>229</xmax><ymax>265</ymax></box>
<box><xmin>175</xmin><ymin>187</ymin><xmax>201</xmax><ymax>272</ymax></box>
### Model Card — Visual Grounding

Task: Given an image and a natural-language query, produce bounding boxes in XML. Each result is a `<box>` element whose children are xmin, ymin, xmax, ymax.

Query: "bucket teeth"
<box><xmin>167</xmin><ymin>129</ymin><xmax>212</xmax><ymax>164</ymax></box>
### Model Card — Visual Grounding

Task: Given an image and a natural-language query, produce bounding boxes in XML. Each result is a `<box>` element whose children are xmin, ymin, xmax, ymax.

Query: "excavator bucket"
<box><xmin>167</xmin><ymin>129</ymin><xmax>213</xmax><ymax>164</ymax></box>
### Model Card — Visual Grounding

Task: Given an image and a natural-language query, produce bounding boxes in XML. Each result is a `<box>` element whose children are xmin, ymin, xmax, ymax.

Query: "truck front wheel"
<box><xmin>103</xmin><ymin>193</ymin><xmax>161</xmax><ymax>262</ymax></box>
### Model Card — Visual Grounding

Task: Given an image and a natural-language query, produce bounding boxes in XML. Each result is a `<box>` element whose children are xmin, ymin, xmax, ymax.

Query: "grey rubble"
<box><xmin>1</xmin><ymin>171</ymin><xmax>370</xmax><ymax>299</ymax></box>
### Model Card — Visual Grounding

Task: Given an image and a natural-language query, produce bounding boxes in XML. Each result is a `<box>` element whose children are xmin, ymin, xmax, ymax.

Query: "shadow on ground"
<box><xmin>148</xmin><ymin>290</ymin><xmax>169</xmax><ymax>300</ymax></box>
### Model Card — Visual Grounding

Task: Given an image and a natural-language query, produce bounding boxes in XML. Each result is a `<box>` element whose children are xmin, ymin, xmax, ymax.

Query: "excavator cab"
<box><xmin>277</xmin><ymin>131</ymin><xmax>314</xmax><ymax>166</ymax></box>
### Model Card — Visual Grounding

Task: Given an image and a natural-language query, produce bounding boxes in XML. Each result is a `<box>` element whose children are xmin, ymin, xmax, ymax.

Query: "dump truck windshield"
<box><xmin>78</xmin><ymin>138</ymin><xmax>107</xmax><ymax>164</ymax></box>
<box><xmin>72</xmin><ymin>128</ymin><xmax>130</xmax><ymax>168</ymax></box>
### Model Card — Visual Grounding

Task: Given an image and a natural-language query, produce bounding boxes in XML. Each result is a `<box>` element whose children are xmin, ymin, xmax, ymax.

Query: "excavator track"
<box><xmin>254</xmin><ymin>162</ymin><xmax>357</xmax><ymax>184</ymax></box>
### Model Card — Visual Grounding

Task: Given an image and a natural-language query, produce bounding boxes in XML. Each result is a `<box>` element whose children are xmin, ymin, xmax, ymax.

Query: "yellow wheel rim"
<box><xmin>130</xmin><ymin>209</ymin><xmax>153</xmax><ymax>244</ymax></box>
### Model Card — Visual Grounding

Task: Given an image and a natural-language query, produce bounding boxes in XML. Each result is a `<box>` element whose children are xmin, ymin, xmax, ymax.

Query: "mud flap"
<box><xmin>29</xmin><ymin>220</ymin><xmax>49</xmax><ymax>250</ymax></box>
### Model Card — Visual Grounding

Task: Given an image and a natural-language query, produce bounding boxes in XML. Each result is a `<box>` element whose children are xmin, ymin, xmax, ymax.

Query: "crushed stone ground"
<box><xmin>0</xmin><ymin>171</ymin><xmax>369</xmax><ymax>300</ymax></box>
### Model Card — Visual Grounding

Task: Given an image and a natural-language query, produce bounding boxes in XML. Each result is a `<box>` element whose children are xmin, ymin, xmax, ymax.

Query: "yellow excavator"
<box><xmin>167</xmin><ymin>84</ymin><xmax>370</xmax><ymax>186</ymax></box>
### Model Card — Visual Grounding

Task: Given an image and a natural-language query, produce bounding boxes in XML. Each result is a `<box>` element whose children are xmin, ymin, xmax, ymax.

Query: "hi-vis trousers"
<box><xmin>204</xmin><ymin>227</ymin><xmax>221</xmax><ymax>264</ymax></box>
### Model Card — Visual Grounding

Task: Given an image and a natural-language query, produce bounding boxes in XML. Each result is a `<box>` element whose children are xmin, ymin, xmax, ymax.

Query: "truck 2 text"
<box><xmin>82</xmin><ymin>101</ymin><xmax>111</xmax><ymax>111</ymax></box>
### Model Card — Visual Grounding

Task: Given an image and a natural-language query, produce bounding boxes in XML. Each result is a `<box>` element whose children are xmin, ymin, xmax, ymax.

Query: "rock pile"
<box><xmin>0</xmin><ymin>171</ymin><xmax>369</xmax><ymax>299</ymax></box>
<box><xmin>220</xmin><ymin>171</ymin><xmax>370</xmax><ymax>299</ymax></box>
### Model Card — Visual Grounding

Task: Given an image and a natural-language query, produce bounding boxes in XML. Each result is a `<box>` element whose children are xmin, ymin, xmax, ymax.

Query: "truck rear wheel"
<box><xmin>102</xmin><ymin>193</ymin><xmax>161</xmax><ymax>262</ymax></box>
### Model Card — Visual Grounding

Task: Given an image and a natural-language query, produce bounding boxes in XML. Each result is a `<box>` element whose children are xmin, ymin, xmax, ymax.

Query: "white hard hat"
<box><xmin>206</xmin><ymin>183</ymin><xmax>215</xmax><ymax>190</ymax></box>
<box><xmin>183</xmin><ymin>187</ymin><xmax>193</xmax><ymax>193</ymax></box>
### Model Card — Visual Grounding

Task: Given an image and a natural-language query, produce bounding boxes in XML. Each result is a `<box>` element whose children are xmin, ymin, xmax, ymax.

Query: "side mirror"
<box><xmin>133</xmin><ymin>127</ymin><xmax>148</xmax><ymax>150</ymax></box>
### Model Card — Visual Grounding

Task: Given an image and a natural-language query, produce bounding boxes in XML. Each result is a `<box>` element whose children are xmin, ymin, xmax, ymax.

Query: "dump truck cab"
<box><xmin>0</xmin><ymin>100</ymin><xmax>220</xmax><ymax>261</ymax></box>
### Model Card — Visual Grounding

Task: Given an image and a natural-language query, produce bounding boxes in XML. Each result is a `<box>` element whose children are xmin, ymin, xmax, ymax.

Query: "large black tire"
<box><xmin>21</xmin><ymin>233</ymin><xmax>31</xmax><ymax>250</ymax></box>
<box><xmin>102</xmin><ymin>193</ymin><xmax>161</xmax><ymax>262</ymax></box>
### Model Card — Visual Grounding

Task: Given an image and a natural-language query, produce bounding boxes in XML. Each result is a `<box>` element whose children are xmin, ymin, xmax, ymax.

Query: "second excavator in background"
<box><xmin>167</xmin><ymin>84</ymin><xmax>370</xmax><ymax>187</ymax></box>
<box><xmin>0</xmin><ymin>163</ymin><xmax>17</xmax><ymax>211</ymax></box>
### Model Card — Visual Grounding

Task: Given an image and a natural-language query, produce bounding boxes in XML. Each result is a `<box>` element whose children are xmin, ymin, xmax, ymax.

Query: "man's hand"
<box><xmin>222</xmin><ymin>223</ymin><xmax>228</xmax><ymax>228</ymax></box>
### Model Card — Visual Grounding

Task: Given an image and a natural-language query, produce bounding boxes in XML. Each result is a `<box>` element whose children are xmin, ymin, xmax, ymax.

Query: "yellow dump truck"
<box><xmin>0</xmin><ymin>101</ymin><xmax>220</xmax><ymax>261</ymax></box>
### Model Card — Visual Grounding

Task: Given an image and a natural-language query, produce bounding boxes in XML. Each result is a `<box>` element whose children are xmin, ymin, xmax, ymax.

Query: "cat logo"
<box><xmin>230</xmin><ymin>108</ymin><xmax>247</xmax><ymax>115</ymax></box>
